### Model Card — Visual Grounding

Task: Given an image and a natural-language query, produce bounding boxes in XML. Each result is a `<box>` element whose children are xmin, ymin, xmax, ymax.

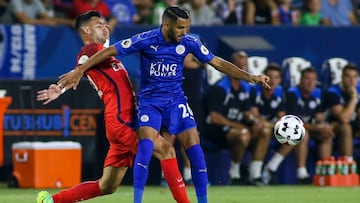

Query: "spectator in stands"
<box><xmin>181</xmin><ymin>0</ymin><xmax>222</xmax><ymax>25</ymax></box>
<box><xmin>133</xmin><ymin>0</ymin><xmax>154</xmax><ymax>25</ymax></box>
<box><xmin>300</xmin><ymin>0</ymin><xmax>322</xmax><ymax>26</ymax></box>
<box><xmin>275</xmin><ymin>0</ymin><xmax>300</xmax><ymax>25</ymax></box>
<box><xmin>203</xmin><ymin>51</ymin><xmax>270</xmax><ymax>185</ymax></box>
<box><xmin>0</xmin><ymin>0</ymin><xmax>8</xmax><ymax>18</ymax></box>
<box><xmin>40</xmin><ymin>0</ymin><xmax>73</xmax><ymax>26</ymax></box>
<box><xmin>210</xmin><ymin>0</ymin><xmax>246</xmax><ymax>25</ymax></box>
<box><xmin>104</xmin><ymin>0</ymin><xmax>140</xmax><ymax>26</ymax></box>
<box><xmin>70</xmin><ymin>0</ymin><xmax>117</xmax><ymax>31</ymax></box>
<box><xmin>250</xmin><ymin>63</ymin><xmax>291</xmax><ymax>185</ymax></box>
<box><xmin>244</xmin><ymin>0</ymin><xmax>279</xmax><ymax>25</ymax></box>
<box><xmin>320</xmin><ymin>0</ymin><xmax>358</xmax><ymax>26</ymax></box>
<box><xmin>151</xmin><ymin>0</ymin><xmax>178</xmax><ymax>25</ymax></box>
<box><xmin>291</xmin><ymin>0</ymin><xmax>303</xmax><ymax>9</ymax></box>
<box><xmin>353</xmin><ymin>0</ymin><xmax>360</xmax><ymax>22</ymax></box>
<box><xmin>1</xmin><ymin>0</ymin><xmax>57</xmax><ymax>25</ymax></box>
<box><xmin>325</xmin><ymin>64</ymin><xmax>358</xmax><ymax>162</ymax></box>
<box><xmin>232</xmin><ymin>51</ymin><xmax>272</xmax><ymax>185</ymax></box>
<box><xmin>264</xmin><ymin>67</ymin><xmax>334</xmax><ymax>185</ymax></box>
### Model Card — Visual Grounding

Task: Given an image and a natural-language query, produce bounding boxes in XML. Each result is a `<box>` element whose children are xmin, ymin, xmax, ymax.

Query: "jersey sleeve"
<box><xmin>206</xmin><ymin>86</ymin><xmax>226</xmax><ymax>114</ymax></box>
<box><xmin>186</xmin><ymin>36</ymin><xmax>215</xmax><ymax>64</ymax></box>
<box><xmin>114</xmin><ymin>33</ymin><xmax>145</xmax><ymax>55</ymax></box>
<box><xmin>76</xmin><ymin>44</ymin><xmax>103</xmax><ymax>66</ymax></box>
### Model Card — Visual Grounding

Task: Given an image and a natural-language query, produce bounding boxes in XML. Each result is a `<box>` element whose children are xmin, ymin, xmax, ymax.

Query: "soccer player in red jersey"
<box><xmin>36</xmin><ymin>11</ymin><xmax>189</xmax><ymax>203</ymax></box>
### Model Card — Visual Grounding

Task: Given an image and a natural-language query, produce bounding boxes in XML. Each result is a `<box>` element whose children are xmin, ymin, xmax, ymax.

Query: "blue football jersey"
<box><xmin>114</xmin><ymin>28</ymin><xmax>215</xmax><ymax>99</ymax></box>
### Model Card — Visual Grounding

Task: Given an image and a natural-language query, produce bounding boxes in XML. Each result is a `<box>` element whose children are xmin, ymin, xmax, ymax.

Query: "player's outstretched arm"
<box><xmin>37</xmin><ymin>84</ymin><xmax>63</xmax><ymax>105</ymax></box>
<box><xmin>209</xmin><ymin>56</ymin><xmax>271</xmax><ymax>89</ymax></box>
<box><xmin>58</xmin><ymin>46</ymin><xmax>118</xmax><ymax>90</ymax></box>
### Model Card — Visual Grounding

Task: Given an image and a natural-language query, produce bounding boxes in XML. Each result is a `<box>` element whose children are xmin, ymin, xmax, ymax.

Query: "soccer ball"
<box><xmin>273</xmin><ymin>115</ymin><xmax>305</xmax><ymax>146</ymax></box>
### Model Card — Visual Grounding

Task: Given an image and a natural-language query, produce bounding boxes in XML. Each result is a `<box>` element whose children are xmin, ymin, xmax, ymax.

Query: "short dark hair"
<box><xmin>263</xmin><ymin>63</ymin><xmax>281</xmax><ymax>75</ymax></box>
<box><xmin>74</xmin><ymin>11</ymin><xmax>101</xmax><ymax>32</ymax></box>
<box><xmin>342</xmin><ymin>63</ymin><xmax>359</xmax><ymax>75</ymax></box>
<box><xmin>300</xmin><ymin>67</ymin><xmax>317</xmax><ymax>79</ymax></box>
<box><xmin>162</xmin><ymin>6</ymin><xmax>189</xmax><ymax>22</ymax></box>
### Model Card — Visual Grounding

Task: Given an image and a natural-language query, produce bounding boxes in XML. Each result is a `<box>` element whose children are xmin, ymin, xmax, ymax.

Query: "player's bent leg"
<box><xmin>133</xmin><ymin>126</ymin><xmax>158</xmax><ymax>203</ymax></box>
<box><xmin>159</xmin><ymin>132</ymin><xmax>176</xmax><ymax>187</ymax></box>
<box><xmin>37</xmin><ymin>167</ymin><xmax>127</xmax><ymax>203</ymax></box>
<box><xmin>333</xmin><ymin>122</ymin><xmax>353</xmax><ymax>157</ymax></box>
<box><xmin>99</xmin><ymin>166</ymin><xmax>128</xmax><ymax>194</ymax></box>
<box><xmin>294</xmin><ymin>131</ymin><xmax>311</xmax><ymax>184</ymax></box>
<box><xmin>181</xmin><ymin>147</ymin><xmax>192</xmax><ymax>185</ymax></box>
<box><xmin>46</xmin><ymin>181</ymin><xmax>102</xmax><ymax>203</ymax></box>
<box><xmin>263</xmin><ymin>144</ymin><xmax>293</xmax><ymax>185</ymax></box>
<box><xmin>226</xmin><ymin>127</ymin><xmax>250</xmax><ymax>184</ymax></box>
<box><xmin>153</xmin><ymin>136</ymin><xmax>190</xmax><ymax>203</ymax></box>
<box><xmin>178</xmin><ymin>128</ymin><xmax>208</xmax><ymax>203</ymax></box>
<box><xmin>250</xmin><ymin>122</ymin><xmax>272</xmax><ymax>185</ymax></box>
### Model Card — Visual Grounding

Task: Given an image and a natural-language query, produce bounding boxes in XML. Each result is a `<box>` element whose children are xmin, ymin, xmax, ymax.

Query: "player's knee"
<box><xmin>260</xmin><ymin>126</ymin><xmax>272</xmax><ymax>140</ymax></box>
<box><xmin>158</xmin><ymin>141</ymin><xmax>176</xmax><ymax>159</ymax></box>
<box><xmin>163</xmin><ymin>142</ymin><xmax>176</xmax><ymax>158</ymax></box>
<box><xmin>235</xmin><ymin>129</ymin><xmax>251</xmax><ymax>145</ymax></box>
<box><xmin>99</xmin><ymin>182</ymin><xmax>117</xmax><ymax>195</ymax></box>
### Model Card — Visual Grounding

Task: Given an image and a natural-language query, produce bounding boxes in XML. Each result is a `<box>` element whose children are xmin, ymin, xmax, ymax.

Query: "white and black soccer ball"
<box><xmin>273</xmin><ymin>115</ymin><xmax>306</xmax><ymax>146</ymax></box>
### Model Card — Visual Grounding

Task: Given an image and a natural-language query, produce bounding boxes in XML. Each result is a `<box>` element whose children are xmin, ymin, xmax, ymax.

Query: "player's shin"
<box><xmin>133</xmin><ymin>139</ymin><xmax>154</xmax><ymax>203</ymax></box>
<box><xmin>186</xmin><ymin>144</ymin><xmax>208</xmax><ymax>203</ymax></box>
<box><xmin>161</xmin><ymin>158</ymin><xmax>190</xmax><ymax>203</ymax></box>
<box><xmin>52</xmin><ymin>180</ymin><xmax>102</xmax><ymax>203</ymax></box>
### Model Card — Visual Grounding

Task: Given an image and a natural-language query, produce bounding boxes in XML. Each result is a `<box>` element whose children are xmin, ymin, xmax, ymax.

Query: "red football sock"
<box><xmin>161</xmin><ymin>158</ymin><xmax>190</xmax><ymax>203</ymax></box>
<box><xmin>52</xmin><ymin>180</ymin><xmax>103</xmax><ymax>203</ymax></box>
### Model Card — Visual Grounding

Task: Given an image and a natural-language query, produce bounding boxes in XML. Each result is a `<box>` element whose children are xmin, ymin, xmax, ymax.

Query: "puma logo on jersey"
<box><xmin>150</xmin><ymin>45</ymin><xmax>159</xmax><ymax>52</ymax></box>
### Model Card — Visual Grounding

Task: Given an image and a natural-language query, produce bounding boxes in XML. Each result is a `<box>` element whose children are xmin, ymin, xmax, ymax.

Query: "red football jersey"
<box><xmin>76</xmin><ymin>43</ymin><xmax>136</xmax><ymax>123</ymax></box>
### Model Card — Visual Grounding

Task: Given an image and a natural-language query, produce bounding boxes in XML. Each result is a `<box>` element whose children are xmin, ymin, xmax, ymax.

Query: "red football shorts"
<box><xmin>103</xmin><ymin>116</ymin><xmax>138</xmax><ymax>168</ymax></box>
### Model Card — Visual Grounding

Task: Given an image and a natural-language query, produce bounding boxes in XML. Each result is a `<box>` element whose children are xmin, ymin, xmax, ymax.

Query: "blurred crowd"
<box><xmin>1</xmin><ymin>0</ymin><xmax>360</xmax><ymax>29</ymax></box>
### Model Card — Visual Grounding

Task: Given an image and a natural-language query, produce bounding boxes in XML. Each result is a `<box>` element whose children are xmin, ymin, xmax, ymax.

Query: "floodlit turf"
<box><xmin>0</xmin><ymin>183</ymin><xmax>359</xmax><ymax>203</ymax></box>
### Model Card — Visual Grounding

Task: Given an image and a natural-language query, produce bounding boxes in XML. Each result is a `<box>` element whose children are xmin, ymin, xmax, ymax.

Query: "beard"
<box><xmin>167</xmin><ymin>29</ymin><xmax>178</xmax><ymax>42</ymax></box>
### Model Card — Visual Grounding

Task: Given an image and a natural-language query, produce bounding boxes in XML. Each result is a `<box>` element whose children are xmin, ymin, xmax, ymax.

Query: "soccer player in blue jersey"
<box><xmin>58</xmin><ymin>6</ymin><xmax>270</xmax><ymax>203</ymax></box>
<box><xmin>281</xmin><ymin>67</ymin><xmax>334</xmax><ymax>184</ymax></box>
<box><xmin>325</xmin><ymin>64</ymin><xmax>358</xmax><ymax>162</ymax></box>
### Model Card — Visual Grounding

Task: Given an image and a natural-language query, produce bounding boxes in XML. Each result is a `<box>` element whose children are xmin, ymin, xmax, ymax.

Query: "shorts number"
<box><xmin>178</xmin><ymin>103</ymin><xmax>194</xmax><ymax>118</ymax></box>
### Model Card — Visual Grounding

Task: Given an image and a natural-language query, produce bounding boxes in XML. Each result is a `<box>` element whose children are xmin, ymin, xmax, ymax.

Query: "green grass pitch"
<box><xmin>0</xmin><ymin>183</ymin><xmax>359</xmax><ymax>203</ymax></box>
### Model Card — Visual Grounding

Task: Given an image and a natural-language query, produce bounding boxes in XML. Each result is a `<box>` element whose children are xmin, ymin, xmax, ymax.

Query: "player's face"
<box><xmin>266</xmin><ymin>70</ymin><xmax>281</xmax><ymax>89</ymax></box>
<box><xmin>233</xmin><ymin>56</ymin><xmax>248</xmax><ymax>71</ymax></box>
<box><xmin>342</xmin><ymin>69</ymin><xmax>359</xmax><ymax>89</ymax></box>
<box><xmin>167</xmin><ymin>18</ymin><xmax>190</xmax><ymax>43</ymax></box>
<box><xmin>300</xmin><ymin>71</ymin><xmax>317</xmax><ymax>94</ymax></box>
<box><xmin>88</xmin><ymin>17</ymin><xmax>109</xmax><ymax>45</ymax></box>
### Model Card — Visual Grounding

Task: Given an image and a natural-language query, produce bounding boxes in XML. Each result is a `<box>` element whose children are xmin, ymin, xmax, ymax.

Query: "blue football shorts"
<box><xmin>136</xmin><ymin>95</ymin><xmax>197</xmax><ymax>135</ymax></box>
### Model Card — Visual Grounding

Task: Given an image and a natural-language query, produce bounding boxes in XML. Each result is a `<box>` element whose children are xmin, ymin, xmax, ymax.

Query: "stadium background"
<box><xmin>1</xmin><ymin>24</ymin><xmax>360</xmax><ymax>186</ymax></box>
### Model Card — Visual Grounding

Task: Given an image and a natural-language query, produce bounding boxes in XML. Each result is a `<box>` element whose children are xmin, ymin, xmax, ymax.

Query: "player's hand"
<box><xmin>37</xmin><ymin>84</ymin><xmax>61</xmax><ymax>105</ymax></box>
<box><xmin>58</xmin><ymin>68</ymin><xmax>83</xmax><ymax>90</ymax></box>
<box><xmin>350</xmin><ymin>88</ymin><xmax>358</xmax><ymax>100</ymax></box>
<box><xmin>252</xmin><ymin>74</ymin><xmax>271</xmax><ymax>89</ymax></box>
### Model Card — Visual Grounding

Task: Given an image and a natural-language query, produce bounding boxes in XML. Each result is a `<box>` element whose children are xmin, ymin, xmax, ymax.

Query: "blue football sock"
<box><xmin>133</xmin><ymin>139</ymin><xmax>154</xmax><ymax>203</ymax></box>
<box><xmin>186</xmin><ymin>144</ymin><xmax>208</xmax><ymax>203</ymax></box>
